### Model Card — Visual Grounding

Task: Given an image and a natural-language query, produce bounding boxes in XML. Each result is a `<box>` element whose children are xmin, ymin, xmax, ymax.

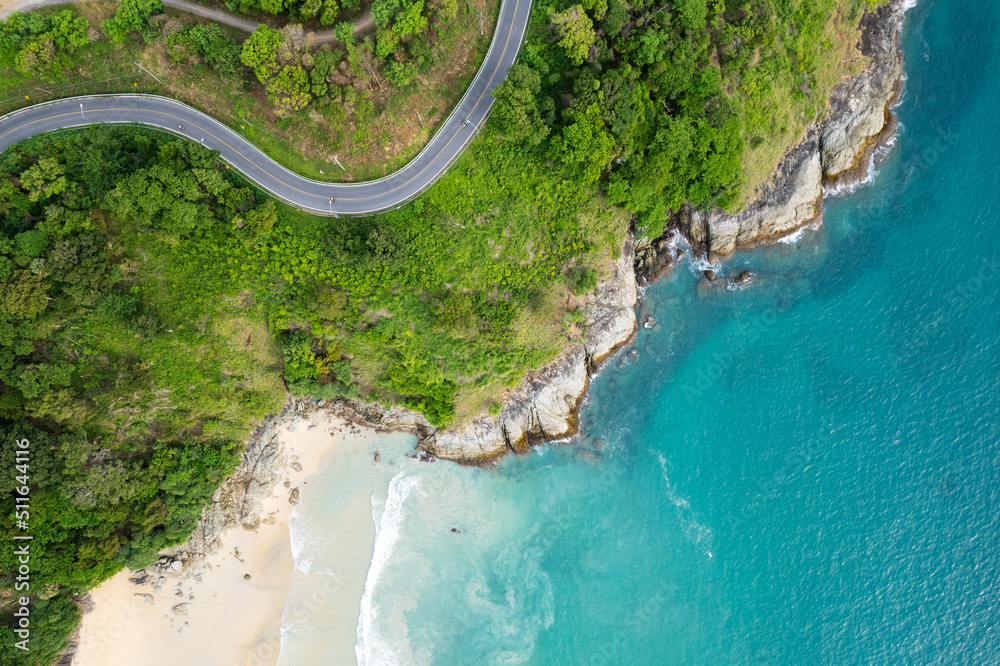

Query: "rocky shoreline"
<box><xmin>412</xmin><ymin>0</ymin><xmax>910</xmax><ymax>464</ymax></box>
<box><xmin>678</xmin><ymin>0</ymin><xmax>908</xmax><ymax>264</ymax></box>
<box><xmin>154</xmin><ymin>0</ymin><xmax>910</xmax><ymax>568</ymax></box>
<box><xmin>227</xmin><ymin>0</ymin><xmax>909</xmax><ymax>469</ymax></box>
<box><xmin>57</xmin><ymin>6</ymin><xmax>912</xmax><ymax>663</ymax></box>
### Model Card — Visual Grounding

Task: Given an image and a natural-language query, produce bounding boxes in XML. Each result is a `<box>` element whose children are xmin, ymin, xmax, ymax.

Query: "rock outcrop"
<box><xmin>416</xmin><ymin>236</ymin><xmax>639</xmax><ymax>464</ymax></box>
<box><xmin>165</xmin><ymin>406</ymin><xmax>298</xmax><ymax>559</ymax></box>
<box><xmin>685</xmin><ymin>134</ymin><xmax>825</xmax><ymax>263</ymax></box>
<box><xmin>418</xmin><ymin>1</ymin><xmax>909</xmax><ymax>463</ymax></box>
<box><xmin>634</xmin><ymin>230</ymin><xmax>680</xmax><ymax>284</ymax></box>
<box><xmin>681</xmin><ymin>0</ymin><xmax>907</xmax><ymax>262</ymax></box>
<box><xmin>821</xmin><ymin>1</ymin><xmax>905</xmax><ymax>188</ymax></box>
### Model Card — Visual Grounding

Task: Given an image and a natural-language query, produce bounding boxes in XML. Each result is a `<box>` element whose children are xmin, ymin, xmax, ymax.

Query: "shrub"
<box><xmin>102</xmin><ymin>0</ymin><xmax>164</xmax><ymax>43</ymax></box>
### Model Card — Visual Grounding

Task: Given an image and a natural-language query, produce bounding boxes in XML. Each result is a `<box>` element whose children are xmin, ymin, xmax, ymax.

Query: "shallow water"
<box><xmin>281</xmin><ymin>1</ymin><xmax>1000</xmax><ymax>662</ymax></box>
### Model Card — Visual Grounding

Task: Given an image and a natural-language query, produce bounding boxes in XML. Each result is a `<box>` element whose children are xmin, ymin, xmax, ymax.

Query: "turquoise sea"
<box><xmin>282</xmin><ymin>0</ymin><xmax>1000</xmax><ymax>662</ymax></box>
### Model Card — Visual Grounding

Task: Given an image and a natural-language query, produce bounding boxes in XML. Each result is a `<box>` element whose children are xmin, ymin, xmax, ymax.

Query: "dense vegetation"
<box><xmin>1</xmin><ymin>0</ymin><xmax>885</xmax><ymax>662</ymax></box>
<box><xmin>493</xmin><ymin>0</ymin><xmax>883</xmax><ymax>220</ymax></box>
<box><xmin>0</xmin><ymin>130</ymin><xmax>287</xmax><ymax>663</ymax></box>
<box><xmin>103</xmin><ymin>0</ymin><xmax>446</xmax><ymax>113</ymax></box>
<box><xmin>0</xmin><ymin>9</ymin><xmax>89</xmax><ymax>76</ymax></box>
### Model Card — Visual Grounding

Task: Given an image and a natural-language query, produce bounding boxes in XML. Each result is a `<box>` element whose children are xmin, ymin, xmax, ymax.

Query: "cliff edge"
<box><xmin>682</xmin><ymin>0</ymin><xmax>907</xmax><ymax>263</ymax></box>
<box><xmin>416</xmin><ymin>237</ymin><xmax>639</xmax><ymax>464</ymax></box>
<box><xmin>180</xmin><ymin>2</ymin><xmax>910</xmax><ymax>473</ymax></box>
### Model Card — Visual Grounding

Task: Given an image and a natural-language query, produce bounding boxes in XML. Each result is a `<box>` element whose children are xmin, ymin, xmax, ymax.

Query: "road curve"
<box><xmin>0</xmin><ymin>0</ymin><xmax>531</xmax><ymax>215</ymax></box>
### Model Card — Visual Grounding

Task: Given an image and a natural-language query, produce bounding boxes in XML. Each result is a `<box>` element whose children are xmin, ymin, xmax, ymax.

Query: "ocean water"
<box><xmin>282</xmin><ymin>0</ymin><xmax>1000</xmax><ymax>662</ymax></box>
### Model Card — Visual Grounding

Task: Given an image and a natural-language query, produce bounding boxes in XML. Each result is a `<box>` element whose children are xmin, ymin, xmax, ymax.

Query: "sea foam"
<box><xmin>356</xmin><ymin>472</ymin><xmax>421</xmax><ymax>666</ymax></box>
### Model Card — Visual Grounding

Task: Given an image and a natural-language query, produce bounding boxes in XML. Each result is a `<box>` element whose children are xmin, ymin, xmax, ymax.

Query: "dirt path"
<box><xmin>0</xmin><ymin>0</ymin><xmax>375</xmax><ymax>41</ymax></box>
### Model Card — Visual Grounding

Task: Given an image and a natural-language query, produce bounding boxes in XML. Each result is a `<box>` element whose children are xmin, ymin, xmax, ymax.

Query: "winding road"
<box><xmin>0</xmin><ymin>0</ymin><xmax>531</xmax><ymax>214</ymax></box>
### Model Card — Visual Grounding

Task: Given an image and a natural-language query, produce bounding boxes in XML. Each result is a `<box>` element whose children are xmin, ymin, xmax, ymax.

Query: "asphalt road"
<box><xmin>0</xmin><ymin>0</ymin><xmax>531</xmax><ymax>215</ymax></box>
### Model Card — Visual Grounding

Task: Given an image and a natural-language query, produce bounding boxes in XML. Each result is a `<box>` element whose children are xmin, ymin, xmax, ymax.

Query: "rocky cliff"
<box><xmin>420</xmin><ymin>0</ymin><xmax>910</xmax><ymax>462</ymax></box>
<box><xmin>415</xmin><ymin>237</ymin><xmax>639</xmax><ymax>464</ymax></box>
<box><xmin>682</xmin><ymin>0</ymin><xmax>907</xmax><ymax>263</ymax></box>
<box><xmin>166</xmin><ymin>406</ymin><xmax>295</xmax><ymax>559</ymax></box>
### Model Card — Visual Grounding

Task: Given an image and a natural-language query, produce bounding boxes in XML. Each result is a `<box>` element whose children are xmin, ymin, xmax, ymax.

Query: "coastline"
<box><xmin>65</xmin><ymin>2</ymin><xmax>913</xmax><ymax>662</ymax></box>
<box><xmin>680</xmin><ymin>0</ymin><xmax>909</xmax><ymax>264</ymax></box>
<box><xmin>407</xmin><ymin>0</ymin><xmax>912</xmax><ymax>467</ymax></box>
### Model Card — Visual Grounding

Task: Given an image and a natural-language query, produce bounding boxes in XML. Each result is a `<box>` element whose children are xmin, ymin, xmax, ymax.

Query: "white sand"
<box><xmin>73</xmin><ymin>412</ymin><xmax>384</xmax><ymax>666</ymax></box>
<box><xmin>277</xmin><ymin>430</ymin><xmax>418</xmax><ymax>665</ymax></box>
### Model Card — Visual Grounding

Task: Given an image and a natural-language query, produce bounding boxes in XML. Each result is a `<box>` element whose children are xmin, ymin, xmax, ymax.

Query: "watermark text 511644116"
<box><xmin>12</xmin><ymin>437</ymin><xmax>33</xmax><ymax>652</ymax></box>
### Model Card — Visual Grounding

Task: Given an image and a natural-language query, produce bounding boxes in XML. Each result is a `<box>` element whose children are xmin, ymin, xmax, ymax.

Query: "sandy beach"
<box><xmin>72</xmin><ymin>410</ymin><xmax>385</xmax><ymax>666</ymax></box>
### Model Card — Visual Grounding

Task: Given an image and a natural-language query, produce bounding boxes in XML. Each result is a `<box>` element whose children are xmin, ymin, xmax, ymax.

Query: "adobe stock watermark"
<box><xmin>723</xmin><ymin>420</ymin><xmax>830</xmax><ymax>531</ymax></box>
<box><xmin>894</xmin><ymin>256</ymin><xmax>999</xmax><ymax>363</ymax></box>
<box><xmin>11</xmin><ymin>437</ymin><xmax>32</xmax><ymax>653</ymax></box>
<box><xmin>898</xmin><ymin>125</ymin><xmax>959</xmax><ymax>192</ymax></box>
<box><xmin>679</xmin><ymin>309</ymin><xmax>781</xmax><ymax>403</ymax></box>
<box><xmin>583</xmin><ymin>579</ymin><xmax>673</xmax><ymax>666</ymax></box>
<box><xmin>84</xmin><ymin>595</ymin><xmax>151</xmax><ymax>652</ymax></box>
<box><xmin>244</xmin><ymin>574</ymin><xmax>345</xmax><ymax>666</ymax></box>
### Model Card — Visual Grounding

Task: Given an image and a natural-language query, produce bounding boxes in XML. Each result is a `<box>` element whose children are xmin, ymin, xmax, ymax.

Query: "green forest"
<box><xmin>1</xmin><ymin>0</ymin><xmax>883</xmax><ymax>662</ymax></box>
<box><xmin>1</xmin><ymin>0</ymin><xmax>439</xmax><ymax>105</ymax></box>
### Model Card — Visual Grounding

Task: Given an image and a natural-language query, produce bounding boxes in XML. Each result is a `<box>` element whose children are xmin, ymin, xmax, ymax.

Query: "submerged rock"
<box><xmin>698</xmin><ymin>276</ymin><xmax>724</xmax><ymax>295</ymax></box>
